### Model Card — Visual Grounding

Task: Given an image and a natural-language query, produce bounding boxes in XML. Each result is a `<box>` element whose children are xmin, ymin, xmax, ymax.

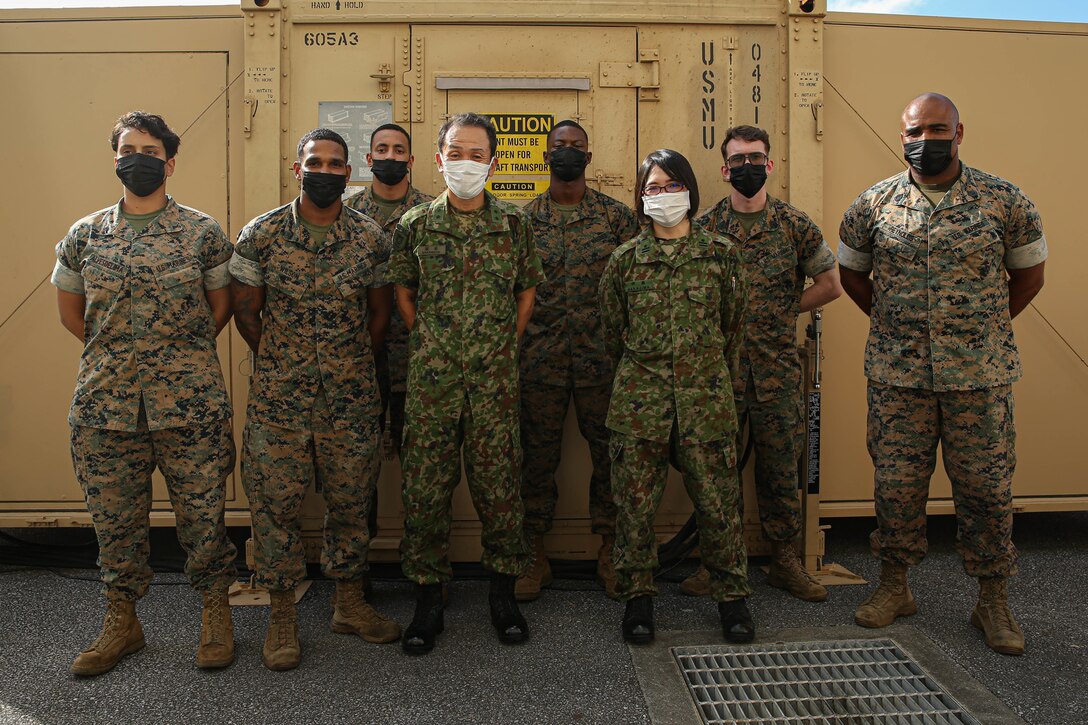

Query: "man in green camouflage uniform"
<box><xmin>345</xmin><ymin>123</ymin><xmax>434</xmax><ymax>456</ymax></box>
<box><xmin>516</xmin><ymin>120</ymin><xmax>639</xmax><ymax>601</ymax></box>
<box><xmin>53</xmin><ymin>112</ymin><xmax>237</xmax><ymax>676</ymax></box>
<box><xmin>390</xmin><ymin>113</ymin><xmax>546</xmax><ymax>654</ymax></box>
<box><xmin>685</xmin><ymin>125</ymin><xmax>842</xmax><ymax>602</ymax></box>
<box><xmin>839</xmin><ymin>94</ymin><xmax>1047</xmax><ymax>656</ymax></box>
<box><xmin>230</xmin><ymin>128</ymin><xmax>399</xmax><ymax>671</ymax></box>
<box><xmin>600</xmin><ymin>149</ymin><xmax>752</xmax><ymax>645</ymax></box>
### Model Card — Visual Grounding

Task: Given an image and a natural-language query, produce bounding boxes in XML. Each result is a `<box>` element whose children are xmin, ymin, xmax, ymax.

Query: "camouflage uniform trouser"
<box><xmin>735</xmin><ymin>375</ymin><xmax>804</xmax><ymax>542</ymax></box>
<box><xmin>867</xmin><ymin>381</ymin><xmax>1018</xmax><ymax>578</ymax></box>
<box><xmin>70</xmin><ymin>416</ymin><xmax>237</xmax><ymax>601</ymax></box>
<box><xmin>611</xmin><ymin>426</ymin><xmax>751</xmax><ymax>602</ymax></box>
<box><xmin>400</xmin><ymin>395</ymin><xmax>528</xmax><ymax>583</ymax></box>
<box><xmin>520</xmin><ymin>380</ymin><xmax>615</xmax><ymax>537</ymax></box>
<box><xmin>242</xmin><ymin>391</ymin><xmax>381</xmax><ymax>591</ymax></box>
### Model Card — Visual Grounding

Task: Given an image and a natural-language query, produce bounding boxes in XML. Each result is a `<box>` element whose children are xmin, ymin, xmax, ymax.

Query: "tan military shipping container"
<box><xmin>1</xmin><ymin>1</ymin><xmax>1084</xmax><ymax>569</ymax></box>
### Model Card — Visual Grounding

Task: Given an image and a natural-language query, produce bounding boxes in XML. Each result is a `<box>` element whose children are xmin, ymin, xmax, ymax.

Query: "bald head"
<box><xmin>900</xmin><ymin>92</ymin><xmax>963</xmax><ymax>182</ymax></box>
<box><xmin>902</xmin><ymin>93</ymin><xmax>960</xmax><ymax>131</ymax></box>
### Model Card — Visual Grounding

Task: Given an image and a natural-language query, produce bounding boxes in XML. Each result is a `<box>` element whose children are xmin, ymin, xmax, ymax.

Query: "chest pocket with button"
<box><xmin>687</xmin><ymin>286</ymin><xmax>725</xmax><ymax>348</ymax></box>
<box><xmin>156</xmin><ymin>260</ymin><xmax>205</xmax><ymax>329</ymax></box>
<box><xmin>625</xmin><ymin>289</ymin><xmax>665</xmax><ymax>353</ymax></box>
<box><xmin>415</xmin><ymin>242</ymin><xmax>456</xmax><ymax>313</ymax></box>
<box><xmin>481</xmin><ymin>255</ymin><xmax>515</xmax><ymax>320</ymax></box>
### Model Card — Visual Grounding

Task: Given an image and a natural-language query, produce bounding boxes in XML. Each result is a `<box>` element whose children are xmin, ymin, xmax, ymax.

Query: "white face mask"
<box><xmin>643</xmin><ymin>190</ymin><xmax>690</xmax><ymax>228</ymax></box>
<box><xmin>440</xmin><ymin>157</ymin><xmax>492</xmax><ymax>200</ymax></box>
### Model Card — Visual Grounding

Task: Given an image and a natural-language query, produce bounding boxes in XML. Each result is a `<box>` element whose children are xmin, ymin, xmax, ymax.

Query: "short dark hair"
<box><xmin>109</xmin><ymin>111</ymin><xmax>181</xmax><ymax>159</ymax></box>
<box><xmin>370</xmin><ymin>123</ymin><xmax>412</xmax><ymax>152</ymax></box>
<box><xmin>296</xmin><ymin>128</ymin><xmax>349</xmax><ymax>163</ymax></box>
<box><xmin>634</xmin><ymin>149</ymin><xmax>699</xmax><ymax>225</ymax></box>
<box><xmin>720</xmin><ymin>125</ymin><xmax>771</xmax><ymax>161</ymax></box>
<box><xmin>547</xmin><ymin>119</ymin><xmax>588</xmax><ymax>145</ymax></box>
<box><xmin>437</xmin><ymin>113</ymin><xmax>498</xmax><ymax>157</ymax></box>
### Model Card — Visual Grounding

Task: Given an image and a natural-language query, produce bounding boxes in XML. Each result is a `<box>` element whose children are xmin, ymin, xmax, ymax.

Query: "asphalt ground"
<box><xmin>1</xmin><ymin>511</ymin><xmax>1086</xmax><ymax>724</ymax></box>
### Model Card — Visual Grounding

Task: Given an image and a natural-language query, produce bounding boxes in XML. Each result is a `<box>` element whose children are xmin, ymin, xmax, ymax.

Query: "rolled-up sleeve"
<box><xmin>229</xmin><ymin>226</ymin><xmax>264</xmax><ymax>286</ymax></box>
<box><xmin>52</xmin><ymin>234</ymin><xmax>85</xmax><ymax>294</ymax></box>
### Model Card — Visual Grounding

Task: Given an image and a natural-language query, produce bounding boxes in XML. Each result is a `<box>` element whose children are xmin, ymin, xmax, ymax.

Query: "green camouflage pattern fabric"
<box><xmin>734</xmin><ymin>374</ymin><xmax>804</xmax><ymax>541</ymax></box>
<box><xmin>521</xmin><ymin>187</ymin><xmax>640</xmax><ymax>387</ymax></box>
<box><xmin>610</xmin><ymin>428</ymin><xmax>749</xmax><ymax>601</ymax></box>
<box><xmin>838</xmin><ymin>165</ymin><xmax>1047</xmax><ymax>391</ymax></box>
<box><xmin>389</xmin><ymin>190</ymin><xmax>546</xmax><ymax>584</ymax></box>
<box><xmin>599</xmin><ymin>224</ymin><xmax>748</xmax><ymax>444</ymax></box>
<box><xmin>242</xmin><ymin>389</ymin><xmax>381</xmax><ymax>590</ymax></box>
<box><xmin>52</xmin><ymin>197</ymin><xmax>233</xmax><ymax>431</ymax></box>
<box><xmin>520</xmin><ymin>380</ymin><xmax>614</xmax><ymax>536</ymax></box>
<box><xmin>70</xmin><ymin>416</ymin><xmax>236</xmax><ymax>600</ymax></box>
<box><xmin>345</xmin><ymin>185</ymin><xmax>435</xmax><ymax>401</ymax></box>
<box><xmin>230</xmin><ymin>200</ymin><xmax>390</xmax><ymax>431</ymax></box>
<box><xmin>696</xmin><ymin>195</ymin><xmax>835</xmax><ymax>401</ymax></box>
<box><xmin>866</xmin><ymin>381</ymin><xmax>1017</xmax><ymax>578</ymax></box>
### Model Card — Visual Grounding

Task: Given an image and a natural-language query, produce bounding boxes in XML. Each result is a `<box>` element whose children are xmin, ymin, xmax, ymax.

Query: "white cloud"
<box><xmin>828</xmin><ymin>0</ymin><xmax>926</xmax><ymax>13</ymax></box>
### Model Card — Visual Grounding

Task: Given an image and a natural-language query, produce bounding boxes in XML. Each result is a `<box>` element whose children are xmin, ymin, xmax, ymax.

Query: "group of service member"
<box><xmin>51</xmin><ymin>90</ymin><xmax>1045</xmax><ymax>676</ymax></box>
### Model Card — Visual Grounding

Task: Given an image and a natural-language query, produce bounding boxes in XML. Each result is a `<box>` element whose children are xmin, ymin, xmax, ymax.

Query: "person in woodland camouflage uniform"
<box><xmin>839</xmin><ymin>93</ymin><xmax>1047</xmax><ymax>656</ymax></box>
<box><xmin>230</xmin><ymin>128</ymin><xmax>399</xmax><ymax>671</ymax></box>
<box><xmin>345</xmin><ymin>123</ymin><xmax>434</xmax><ymax>457</ymax></box>
<box><xmin>599</xmin><ymin>149</ymin><xmax>753</xmax><ymax>645</ymax></box>
<box><xmin>516</xmin><ymin>120</ymin><xmax>639</xmax><ymax>602</ymax></box>
<box><xmin>390</xmin><ymin>113</ymin><xmax>546</xmax><ymax>654</ymax></box>
<box><xmin>683</xmin><ymin>125</ymin><xmax>843</xmax><ymax>602</ymax></box>
<box><xmin>53</xmin><ymin>111</ymin><xmax>238</xmax><ymax>676</ymax></box>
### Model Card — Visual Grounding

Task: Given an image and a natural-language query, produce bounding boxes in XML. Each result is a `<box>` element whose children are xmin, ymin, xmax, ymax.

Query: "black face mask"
<box><xmin>115</xmin><ymin>153</ymin><xmax>166</xmax><ymax>197</ymax></box>
<box><xmin>370</xmin><ymin>158</ymin><xmax>410</xmax><ymax>186</ymax></box>
<box><xmin>903</xmin><ymin>139</ymin><xmax>955</xmax><ymax>177</ymax></box>
<box><xmin>548</xmin><ymin>146</ymin><xmax>589</xmax><ymax>182</ymax></box>
<box><xmin>302</xmin><ymin>171</ymin><xmax>347</xmax><ymax>208</ymax></box>
<box><xmin>728</xmin><ymin>163</ymin><xmax>768</xmax><ymax>199</ymax></box>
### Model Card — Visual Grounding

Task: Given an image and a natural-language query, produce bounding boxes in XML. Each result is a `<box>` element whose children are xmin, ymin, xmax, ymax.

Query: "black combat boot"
<box><xmin>489</xmin><ymin>573</ymin><xmax>529</xmax><ymax>644</ymax></box>
<box><xmin>403</xmin><ymin>583</ymin><xmax>444</xmax><ymax>655</ymax></box>
<box><xmin>718</xmin><ymin>598</ymin><xmax>755</xmax><ymax>643</ymax></box>
<box><xmin>622</xmin><ymin>595</ymin><xmax>655</xmax><ymax>645</ymax></box>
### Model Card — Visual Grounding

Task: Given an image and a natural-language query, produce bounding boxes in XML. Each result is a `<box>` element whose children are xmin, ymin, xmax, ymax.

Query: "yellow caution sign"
<box><xmin>486</xmin><ymin>113</ymin><xmax>552</xmax><ymax>201</ymax></box>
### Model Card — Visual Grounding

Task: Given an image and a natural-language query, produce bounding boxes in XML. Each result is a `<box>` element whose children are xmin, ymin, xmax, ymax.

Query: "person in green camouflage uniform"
<box><xmin>53</xmin><ymin>112</ymin><xmax>237</xmax><ymax>676</ymax></box>
<box><xmin>516</xmin><ymin>120</ymin><xmax>640</xmax><ymax>601</ymax></box>
<box><xmin>839</xmin><ymin>93</ymin><xmax>1047</xmax><ymax>656</ymax></box>
<box><xmin>390</xmin><ymin>113</ymin><xmax>546</xmax><ymax>654</ymax></box>
<box><xmin>599</xmin><ymin>149</ymin><xmax>753</xmax><ymax>645</ymax></box>
<box><xmin>230</xmin><ymin>128</ymin><xmax>400</xmax><ymax>671</ymax></box>
<box><xmin>345</xmin><ymin>123</ymin><xmax>434</xmax><ymax>457</ymax></box>
<box><xmin>685</xmin><ymin>125</ymin><xmax>842</xmax><ymax>603</ymax></box>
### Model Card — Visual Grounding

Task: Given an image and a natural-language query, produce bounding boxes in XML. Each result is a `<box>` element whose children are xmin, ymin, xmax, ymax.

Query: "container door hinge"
<box><xmin>600</xmin><ymin>48</ymin><xmax>660</xmax><ymax>102</ymax></box>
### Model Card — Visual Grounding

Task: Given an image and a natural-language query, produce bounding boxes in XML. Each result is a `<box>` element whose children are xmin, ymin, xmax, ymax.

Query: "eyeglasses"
<box><xmin>725</xmin><ymin>152</ymin><xmax>769</xmax><ymax>169</ymax></box>
<box><xmin>642</xmin><ymin>181</ymin><xmax>686</xmax><ymax>196</ymax></box>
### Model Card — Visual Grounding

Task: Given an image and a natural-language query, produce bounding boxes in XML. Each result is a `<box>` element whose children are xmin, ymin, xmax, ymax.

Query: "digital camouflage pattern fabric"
<box><xmin>230</xmin><ymin>200</ymin><xmax>390</xmax><ymax>430</ymax></box>
<box><xmin>838</xmin><ymin>165</ymin><xmax>1047</xmax><ymax>392</ymax></box>
<box><xmin>52</xmin><ymin>197</ymin><xmax>233</xmax><ymax>431</ymax></box>
<box><xmin>696</xmin><ymin>195</ymin><xmax>835</xmax><ymax>401</ymax></box>
<box><xmin>71</xmin><ymin>410</ymin><xmax>237</xmax><ymax>600</ymax></box>
<box><xmin>600</xmin><ymin>225</ymin><xmax>750</xmax><ymax>602</ymax></box>
<box><xmin>696</xmin><ymin>195</ymin><xmax>835</xmax><ymax>542</ymax></box>
<box><xmin>390</xmin><ymin>190</ymin><xmax>546</xmax><ymax>584</ymax></box>
<box><xmin>242</xmin><ymin>390</ymin><xmax>381</xmax><ymax>590</ymax></box>
<box><xmin>866</xmin><ymin>382</ymin><xmax>1018</xmax><ymax>578</ymax></box>
<box><xmin>599</xmin><ymin>224</ymin><xmax>748</xmax><ymax>444</ymax></box>
<box><xmin>519</xmin><ymin>188</ymin><xmax>639</xmax><ymax>537</ymax></box>
<box><xmin>231</xmin><ymin>199</ymin><xmax>390</xmax><ymax>589</ymax></box>
<box><xmin>521</xmin><ymin>188</ymin><xmax>640</xmax><ymax>388</ymax></box>
<box><xmin>610</xmin><ymin>430</ymin><xmax>749</xmax><ymax>601</ymax></box>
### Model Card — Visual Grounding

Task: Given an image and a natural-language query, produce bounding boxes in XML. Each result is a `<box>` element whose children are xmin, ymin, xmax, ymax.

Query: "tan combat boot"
<box><xmin>855</xmin><ymin>561</ymin><xmax>917</xmax><ymax>628</ymax></box>
<box><xmin>71</xmin><ymin>598</ymin><xmax>145</xmax><ymax>676</ymax></box>
<box><xmin>331</xmin><ymin>579</ymin><xmax>401</xmax><ymax>643</ymax></box>
<box><xmin>596</xmin><ymin>534</ymin><xmax>619</xmax><ymax>600</ymax></box>
<box><xmin>680</xmin><ymin>565</ymin><xmax>711</xmax><ymax>597</ymax></box>
<box><xmin>767</xmin><ymin>540</ymin><xmax>829</xmax><ymax>602</ymax></box>
<box><xmin>514</xmin><ymin>536</ymin><xmax>552</xmax><ymax>602</ymax></box>
<box><xmin>195</xmin><ymin>589</ymin><xmax>234</xmax><ymax>669</ymax></box>
<box><xmin>263</xmin><ymin>590</ymin><xmax>301</xmax><ymax>671</ymax></box>
<box><xmin>971</xmin><ymin>576</ymin><xmax>1025</xmax><ymax>656</ymax></box>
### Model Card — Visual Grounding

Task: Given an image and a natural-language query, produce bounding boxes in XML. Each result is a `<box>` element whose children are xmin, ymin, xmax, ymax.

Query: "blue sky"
<box><xmin>1</xmin><ymin>0</ymin><xmax>1086</xmax><ymax>23</ymax></box>
<box><xmin>827</xmin><ymin>0</ymin><xmax>1088</xmax><ymax>23</ymax></box>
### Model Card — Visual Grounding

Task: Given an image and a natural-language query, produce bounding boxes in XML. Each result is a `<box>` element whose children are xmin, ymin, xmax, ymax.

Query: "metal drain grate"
<box><xmin>672</xmin><ymin>639</ymin><xmax>980</xmax><ymax>724</ymax></box>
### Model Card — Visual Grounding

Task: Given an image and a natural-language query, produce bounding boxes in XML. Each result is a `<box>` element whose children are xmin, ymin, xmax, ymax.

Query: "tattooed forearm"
<box><xmin>230</xmin><ymin>280</ymin><xmax>265</xmax><ymax>353</ymax></box>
